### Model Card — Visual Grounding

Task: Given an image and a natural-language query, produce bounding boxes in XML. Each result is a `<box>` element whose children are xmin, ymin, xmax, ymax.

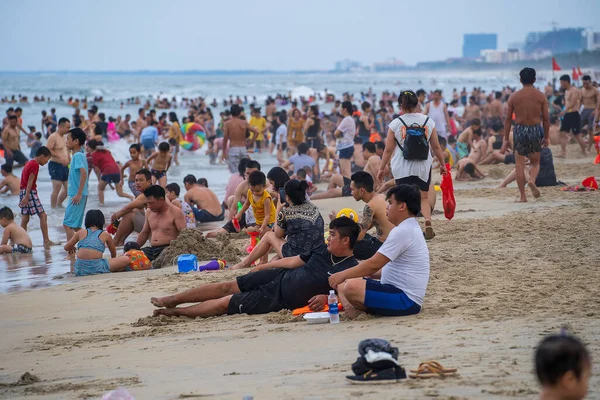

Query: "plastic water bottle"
<box><xmin>328</xmin><ymin>290</ymin><xmax>339</xmax><ymax>324</ymax></box>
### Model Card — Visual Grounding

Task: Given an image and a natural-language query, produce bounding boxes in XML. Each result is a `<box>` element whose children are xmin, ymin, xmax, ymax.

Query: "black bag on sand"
<box><xmin>347</xmin><ymin>338</ymin><xmax>407</xmax><ymax>383</ymax></box>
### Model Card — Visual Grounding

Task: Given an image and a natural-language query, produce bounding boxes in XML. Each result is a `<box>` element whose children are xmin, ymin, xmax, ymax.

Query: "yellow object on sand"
<box><xmin>434</xmin><ymin>185</ymin><xmax>441</xmax><ymax>192</ymax></box>
<box><xmin>337</xmin><ymin>208</ymin><xmax>358</xmax><ymax>222</ymax></box>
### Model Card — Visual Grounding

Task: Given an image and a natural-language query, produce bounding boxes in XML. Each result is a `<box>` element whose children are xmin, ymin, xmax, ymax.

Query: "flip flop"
<box><xmin>409</xmin><ymin>361</ymin><xmax>457</xmax><ymax>379</ymax></box>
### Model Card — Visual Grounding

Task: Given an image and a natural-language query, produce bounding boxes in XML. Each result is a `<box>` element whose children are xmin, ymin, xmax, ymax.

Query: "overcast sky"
<box><xmin>3</xmin><ymin>0</ymin><xmax>599</xmax><ymax>71</ymax></box>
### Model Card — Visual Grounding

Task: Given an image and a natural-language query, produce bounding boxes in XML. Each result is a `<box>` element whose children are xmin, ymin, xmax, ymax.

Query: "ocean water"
<box><xmin>0</xmin><ymin>69</ymin><xmax>529</xmax><ymax>292</ymax></box>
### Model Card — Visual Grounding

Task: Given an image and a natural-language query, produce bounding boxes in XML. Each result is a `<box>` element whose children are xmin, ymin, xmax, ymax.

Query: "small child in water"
<box><xmin>120</xmin><ymin>144</ymin><xmax>147</xmax><ymax>198</ymax></box>
<box><xmin>146</xmin><ymin>142</ymin><xmax>172</xmax><ymax>187</ymax></box>
<box><xmin>64</xmin><ymin>209</ymin><xmax>130</xmax><ymax>276</ymax></box>
<box><xmin>535</xmin><ymin>334</ymin><xmax>590</xmax><ymax>400</ymax></box>
<box><xmin>0</xmin><ymin>206</ymin><xmax>33</xmax><ymax>254</ymax></box>
<box><xmin>235</xmin><ymin>171</ymin><xmax>276</xmax><ymax>237</ymax></box>
<box><xmin>0</xmin><ymin>164</ymin><xmax>20</xmax><ymax>195</ymax></box>
<box><xmin>165</xmin><ymin>183</ymin><xmax>196</xmax><ymax>228</ymax></box>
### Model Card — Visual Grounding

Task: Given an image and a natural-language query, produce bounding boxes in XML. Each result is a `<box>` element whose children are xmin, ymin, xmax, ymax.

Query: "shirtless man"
<box><xmin>0</xmin><ymin>164</ymin><xmax>19</xmax><ymax>195</ymax></box>
<box><xmin>361</xmin><ymin>142</ymin><xmax>381</xmax><ymax>179</ymax></box>
<box><xmin>135</xmin><ymin>108</ymin><xmax>147</xmax><ymax>142</ymax></box>
<box><xmin>2</xmin><ymin>115</ymin><xmax>28</xmax><ymax>168</ymax></box>
<box><xmin>456</xmin><ymin>119</ymin><xmax>481</xmax><ymax>160</ymax></box>
<box><xmin>489</xmin><ymin>91</ymin><xmax>504</xmax><ymax>128</ymax></box>
<box><xmin>352</xmin><ymin>137</ymin><xmax>366</xmax><ymax>171</ymax></box>
<box><xmin>558</xmin><ymin>75</ymin><xmax>585</xmax><ymax>157</ymax></box>
<box><xmin>222</xmin><ymin>104</ymin><xmax>260</xmax><ymax>174</ymax></box>
<box><xmin>136</xmin><ymin>185</ymin><xmax>186</xmax><ymax>263</ymax></box>
<box><xmin>46</xmin><ymin>118</ymin><xmax>71</xmax><ymax>208</ymax></box>
<box><xmin>581</xmin><ymin>75</ymin><xmax>599</xmax><ymax>150</ymax></box>
<box><xmin>468</xmin><ymin>129</ymin><xmax>487</xmax><ymax>164</ymax></box>
<box><xmin>330</xmin><ymin>171</ymin><xmax>395</xmax><ymax>260</ymax></box>
<box><xmin>462</xmin><ymin>96</ymin><xmax>482</xmax><ymax>127</ymax></box>
<box><xmin>183</xmin><ymin>175</ymin><xmax>225</xmax><ymax>223</ymax></box>
<box><xmin>117</xmin><ymin>114</ymin><xmax>132</xmax><ymax>137</ymax></box>
<box><xmin>111</xmin><ymin>169</ymin><xmax>153</xmax><ymax>246</ymax></box>
<box><xmin>501</xmin><ymin>68</ymin><xmax>549</xmax><ymax>202</ymax></box>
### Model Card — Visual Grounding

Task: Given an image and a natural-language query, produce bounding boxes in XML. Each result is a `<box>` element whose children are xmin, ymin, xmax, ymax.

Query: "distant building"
<box><xmin>480</xmin><ymin>49</ymin><xmax>506</xmax><ymax>63</ymax></box>
<box><xmin>506</xmin><ymin>48</ymin><xmax>525</xmax><ymax>62</ymax></box>
<box><xmin>373</xmin><ymin>58</ymin><xmax>406</xmax><ymax>72</ymax></box>
<box><xmin>508</xmin><ymin>42</ymin><xmax>524</xmax><ymax>51</ymax></box>
<box><xmin>334</xmin><ymin>59</ymin><xmax>362</xmax><ymax>72</ymax></box>
<box><xmin>586</xmin><ymin>30</ymin><xmax>600</xmax><ymax>51</ymax></box>
<box><xmin>524</xmin><ymin>28</ymin><xmax>586</xmax><ymax>55</ymax></box>
<box><xmin>462</xmin><ymin>34</ymin><xmax>498</xmax><ymax>58</ymax></box>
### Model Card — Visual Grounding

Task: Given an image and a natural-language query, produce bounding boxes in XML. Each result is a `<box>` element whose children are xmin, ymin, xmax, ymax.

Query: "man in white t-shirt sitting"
<box><xmin>328</xmin><ymin>184</ymin><xmax>429</xmax><ymax>318</ymax></box>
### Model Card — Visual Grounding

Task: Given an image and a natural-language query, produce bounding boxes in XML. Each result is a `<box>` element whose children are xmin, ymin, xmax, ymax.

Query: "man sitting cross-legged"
<box><xmin>151</xmin><ymin>218</ymin><xmax>359</xmax><ymax>318</ymax></box>
<box><xmin>328</xmin><ymin>184</ymin><xmax>430</xmax><ymax>318</ymax></box>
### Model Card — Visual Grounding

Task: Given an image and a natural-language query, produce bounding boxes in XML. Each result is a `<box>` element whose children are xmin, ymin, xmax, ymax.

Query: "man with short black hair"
<box><xmin>558</xmin><ymin>74</ymin><xmax>586</xmax><ymax>157</ymax></box>
<box><xmin>2</xmin><ymin>115</ymin><xmax>28</xmax><ymax>168</ymax></box>
<box><xmin>580</xmin><ymin>75</ymin><xmax>599</xmax><ymax>151</ymax></box>
<box><xmin>183</xmin><ymin>174</ymin><xmax>224</xmax><ymax>223</ymax></box>
<box><xmin>137</xmin><ymin>185</ymin><xmax>186</xmax><ymax>262</ymax></box>
<box><xmin>222</xmin><ymin>104</ymin><xmax>261</xmax><ymax>173</ymax></box>
<box><xmin>151</xmin><ymin>218</ymin><xmax>359</xmax><ymax>318</ymax></box>
<box><xmin>329</xmin><ymin>184</ymin><xmax>429</xmax><ymax>318</ymax></box>
<box><xmin>47</xmin><ymin>117</ymin><xmax>71</xmax><ymax>208</ymax></box>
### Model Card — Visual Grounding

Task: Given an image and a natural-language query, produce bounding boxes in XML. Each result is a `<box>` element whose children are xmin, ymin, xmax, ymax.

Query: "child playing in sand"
<box><xmin>120</xmin><ymin>144</ymin><xmax>147</xmax><ymax>198</ymax></box>
<box><xmin>19</xmin><ymin>146</ymin><xmax>56</xmax><ymax>247</ymax></box>
<box><xmin>146</xmin><ymin>142</ymin><xmax>172</xmax><ymax>187</ymax></box>
<box><xmin>535</xmin><ymin>335</ymin><xmax>590</xmax><ymax>400</ymax></box>
<box><xmin>64</xmin><ymin>209</ymin><xmax>131</xmax><ymax>276</ymax></box>
<box><xmin>165</xmin><ymin>183</ymin><xmax>196</xmax><ymax>228</ymax></box>
<box><xmin>0</xmin><ymin>207</ymin><xmax>33</xmax><ymax>254</ymax></box>
<box><xmin>235</xmin><ymin>170</ymin><xmax>276</xmax><ymax>237</ymax></box>
<box><xmin>455</xmin><ymin>157</ymin><xmax>486</xmax><ymax>181</ymax></box>
<box><xmin>88</xmin><ymin>140</ymin><xmax>134</xmax><ymax>206</ymax></box>
<box><xmin>0</xmin><ymin>164</ymin><xmax>20</xmax><ymax>195</ymax></box>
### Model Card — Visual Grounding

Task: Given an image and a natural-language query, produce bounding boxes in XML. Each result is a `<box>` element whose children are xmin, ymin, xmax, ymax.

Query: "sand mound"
<box><xmin>486</xmin><ymin>166</ymin><xmax>506</xmax><ymax>179</ymax></box>
<box><xmin>152</xmin><ymin>229</ymin><xmax>243</xmax><ymax>269</ymax></box>
<box><xmin>264</xmin><ymin>310</ymin><xmax>303</xmax><ymax>324</ymax></box>
<box><xmin>132</xmin><ymin>315</ymin><xmax>189</xmax><ymax>327</ymax></box>
<box><xmin>0</xmin><ymin>372</ymin><xmax>41</xmax><ymax>387</ymax></box>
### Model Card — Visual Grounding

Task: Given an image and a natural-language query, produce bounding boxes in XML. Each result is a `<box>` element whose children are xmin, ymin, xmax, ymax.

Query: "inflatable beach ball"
<box><xmin>336</xmin><ymin>208</ymin><xmax>358</xmax><ymax>223</ymax></box>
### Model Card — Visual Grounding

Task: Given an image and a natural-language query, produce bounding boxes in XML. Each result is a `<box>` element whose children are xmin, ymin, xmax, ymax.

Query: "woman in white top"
<box><xmin>378</xmin><ymin>90</ymin><xmax>447</xmax><ymax>240</ymax></box>
<box><xmin>334</xmin><ymin>101</ymin><xmax>356</xmax><ymax>179</ymax></box>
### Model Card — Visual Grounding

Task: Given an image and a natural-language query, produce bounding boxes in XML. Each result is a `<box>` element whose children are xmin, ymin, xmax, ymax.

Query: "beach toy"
<box><xmin>180</xmin><ymin>122</ymin><xmax>206</xmax><ymax>151</ymax></box>
<box><xmin>232</xmin><ymin>201</ymin><xmax>244</xmax><ymax>232</ymax></box>
<box><xmin>434</xmin><ymin>185</ymin><xmax>441</xmax><ymax>192</ymax></box>
<box><xmin>292</xmin><ymin>302</ymin><xmax>344</xmax><ymax>316</ymax></box>
<box><xmin>177</xmin><ymin>254</ymin><xmax>198</xmax><ymax>273</ymax></box>
<box><xmin>581</xmin><ymin>176</ymin><xmax>598</xmax><ymax>190</ymax></box>
<box><xmin>440</xmin><ymin>164</ymin><xmax>456</xmax><ymax>220</ymax></box>
<box><xmin>246</xmin><ymin>231</ymin><xmax>260</xmax><ymax>253</ymax></box>
<box><xmin>106</xmin><ymin>219</ymin><xmax>120</xmax><ymax>235</ymax></box>
<box><xmin>199</xmin><ymin>259</ymin><xmax>228</xmax><ymax>271</ymax></box>
<box><xmin>336</xmin><ymin>208</ymin><xmax>358</xmax><ymax>223</ymax></box>
<box><xmin>125</xmin><ymin>250</ymin><xmax>152</xmax><ymax>271</ymax></box>
<box><xmin>369</xmin><ymin>132</ymin><xmax>382</xmax><ymax>143</ymax></box>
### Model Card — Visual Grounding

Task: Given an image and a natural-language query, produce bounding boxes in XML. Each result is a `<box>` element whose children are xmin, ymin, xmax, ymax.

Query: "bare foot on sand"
<box><xmin>514</xmin><ymin>195</ymin><xmax>528</xmax><ymax>203</ymax></box>
<box><xmin>44</xmin><ymin>240</ymin><xmax>59</xmax><ymax>248</ymax></box>
<box><xmin>528</xmin><ymin>182</ymin><xmax>541</xmax><ymax>198</ymax></box>
<box><xmin>153</xmin><ymin>308</ymin><xmax>179</xmax><ymax>317</ymax></box>
<box><xmin>151</xmin><ymin>296</ymin><xmax>176</xmax><ymax>308</ymax></box>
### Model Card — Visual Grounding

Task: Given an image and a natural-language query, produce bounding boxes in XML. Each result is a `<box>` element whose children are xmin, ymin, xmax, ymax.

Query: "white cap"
<box><xmin>330</xmin><ymin>290</ymin><xmax>335</xmax><ymax>295</ymax></box>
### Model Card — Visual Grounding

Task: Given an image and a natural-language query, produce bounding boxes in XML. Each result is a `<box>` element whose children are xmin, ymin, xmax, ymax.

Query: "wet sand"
<box><xmin>1</xmin><ymin>147</ymin><xmax>599</xmax><ymax>399</ymax></box>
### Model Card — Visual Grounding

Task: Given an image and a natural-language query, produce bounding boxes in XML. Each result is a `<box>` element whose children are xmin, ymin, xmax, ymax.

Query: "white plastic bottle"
<box><xmin>328</xmin><ymin>290</ymin><xmax>339</xmax><ymax>324</ymax></box>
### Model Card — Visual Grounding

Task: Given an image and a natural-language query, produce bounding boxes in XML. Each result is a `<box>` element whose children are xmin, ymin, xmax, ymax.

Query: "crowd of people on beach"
<box><xmin>1</xmin><ymin>68</ymin><xmax>599</xmax><ymax>317</ymax></box>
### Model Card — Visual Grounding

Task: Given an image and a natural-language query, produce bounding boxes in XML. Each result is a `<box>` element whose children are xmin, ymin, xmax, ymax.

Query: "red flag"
<box><xmin>578</xmin><ymin>66</ymin><xmax>583</xmax><ymax>77</ymax></box>
<box><xmin>552</xmin><ymin>57</ymin><xmax>561</xmax><ymax>71</ymax></box>
<box><xmin>572</xmin><ymin>67</ymin><xmax>579</xmax><ymax>81</ymax></box>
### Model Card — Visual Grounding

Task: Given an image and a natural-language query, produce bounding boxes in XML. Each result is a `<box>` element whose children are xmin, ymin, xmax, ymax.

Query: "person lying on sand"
<box><xmin>455</xmin><ymin>157</ymin><xmax>486</xmax><ymax>181</ymax></box>
<box><xmin>328</xmin><ymin>185</ymin><xmax>429</xmax><ymax>319</ymax></box>
<box><xmin>151</xmin><ymin>218</ymin><xmax>359</xmax><ymax>318</ymax></box>
<box><xmin>136</xmin><ymin>185</ymin><xmax>186</xmax><ymax>263</ymax></box>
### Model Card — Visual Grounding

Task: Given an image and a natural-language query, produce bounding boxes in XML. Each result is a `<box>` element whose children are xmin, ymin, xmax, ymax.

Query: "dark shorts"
<box><xmin>192</xmin><ymin>205</ymin><xmax>225</xmax><ymax>223</ymax></box>
<box><xmin>20</xmin><ymin>189</ymin><xmax>44</xmax><ymax>216</ymax></box>
<box><xmin>142</xmin><ymin>138</ymin><xmax>155</xmax><ymax>150</ymax></box>
<box><xmin>504</xmin><ymin>153</ymin><xmax>515</xmax><ymax>164</ymax></box>
<box><xmin>514</xmin><ymin>124</ymin><xmax>543</xmax><ymax>156</ymax></box>
<box><xmin>279</xmin><ymin>142</ymin><xmax>288</xmax><ymax>151</ymax></box>
<box><xmin>395</xmin><ymin>169</ymin><xmax>431</xmax><ymax>192</ymax></box>
<box><xmin>306</xmin><ymin>138</ymin><xmax>322</xmax><ymax>151</ymax></box>
<box><xmin>254</xmin><ymin>140</ymin><xmax>263</xmax><ymax>149</ymax></box>
<box><xmin>48</xmin><ymin>161</ymin><xmax>69</xmax><ymax>182</ymax></box>
<box><xmin>141</xmin><ymin>245</ymin><xmax>168</xmax><ymax>263</ymax></box>
<box><xmin>101</xmin><ymin>173</ymin><xmax>121</xmax><ymax>184</ymax></box>
<box><xmin>342</xmin><ymin>176</ymin><xmax>352</xmax><ymax>197</ymax></box>
<box><xmin>338</xmin><ymin>146</ymin><xmax>354</xmax><ymax>160</ymax></box>
<box><xmin>5</xmin><ymin>149</ymin><xmax>28</xmax><ymax>166</ymax></box>
<box><xmin>560</xmin><ymin>112</ymin><xmax>581</xmax><ymax>135</ymax></box>
<box><xmin>363</xmin><ymin>278</ymin><xmax>422</xmax><ymax>317</ymax></box>
<box><xmin>12</xmin><ymin>243</ymin><xmax>33</xmax><ymax>254</ymax></box>
<box><xmin>353</xmin><ymin>234</ymin><xmax>383</xmax><ymax>260</ymax></box>
<box><xmin>228</xmin><ymin>268</ymin><xmax>286</xmax><ymax>315</ymax></box>
<box><xmin>151</xmin><ymin>169</ymin><xmax>166</xmax><ymax>180</ymax></box>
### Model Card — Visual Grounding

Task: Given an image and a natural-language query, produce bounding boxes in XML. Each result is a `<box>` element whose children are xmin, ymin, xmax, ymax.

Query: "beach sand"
<box><xmin>1</xmin><ymin>148</ymin><xmax>600</xmax><ymax>399</ymax></box>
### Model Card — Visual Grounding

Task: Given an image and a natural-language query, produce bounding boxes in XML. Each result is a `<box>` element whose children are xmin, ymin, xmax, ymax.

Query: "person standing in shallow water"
<box><xmin>501</xmin><ymin>68</ymin><xmax>549</xmax><ymax>202</ymax></box>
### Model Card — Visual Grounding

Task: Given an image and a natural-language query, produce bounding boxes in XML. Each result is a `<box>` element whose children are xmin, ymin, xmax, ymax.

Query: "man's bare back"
<box><xmin>145</xmin><ymin>204</ymin><xmax>185</xmax><ymax>246</ymax></box>
<box><xmin>363</xmin><ymin>155</ymin><xmax>381</xmax><ymax>178</ymax></box>
<box><xmin>363</xmin><ymin>194</ymin><xmax>394</xmax><ymax>242</ymax></box>
<box><xmin>223</xmin><ymin>118</ymin><xmax>249</xmax><ymax>147</ymax></box>
<box><xmin>490</xmin><ymin>99</ymin><xmax>503</xmax><ymax>118</ymax></box>
<box><xmin>507</xmin><ymin>87</ymin><xmax>547</xmax><ymax>126</ymax></box>
<box><xmin>185</xmin><ymin>186</ymin><xmax>222</xmax><ymax>216</ymax></box>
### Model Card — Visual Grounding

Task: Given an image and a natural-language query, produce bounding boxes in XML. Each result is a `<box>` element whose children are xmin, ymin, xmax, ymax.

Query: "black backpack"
<box><xmin>394</xmin><ymin>116</ymin><xmax>430</xmax><ymax>161</ymax></box>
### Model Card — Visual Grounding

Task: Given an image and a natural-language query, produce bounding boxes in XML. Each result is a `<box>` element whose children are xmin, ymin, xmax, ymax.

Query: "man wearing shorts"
<box><xmin>2</xmin><ymin>115</ymin><xmax>28</xmax><ymax>168</ymax></box>
<box><xmin>222</xmin><ymin>104</ymin><xmax>260</xmax><ymax>173</ymax></box>
<box><xmin>46</xmin><ymin>117</ymin><xmax>71</xmax><ymax>208</ymax></box>
<box><xmin>580</xmin><ymin>75</ymin><xmax>599</xmax><ymax>151</ymax></box>
<box><xmin>501</xmin><ymin>68</ymin><xmax>550</xmax><ymax>202</ymax></box>
<box><xmin>110</xmin><ymin>169</ymin><xmax>152</xmax><ymax>246</ymax></box>
<box><xmin>309</xmin><ymin>173</ymin><xmax>354</xmax><ymax>200</ymax></box>
<box><xmin>151</xmin><ymin>218</ymin><xmax>359</xmax><ymax>318</ymax></box>
<box><xmin>329</xmin><ymin>185</ymin><xmax>429</xmax><ymax>318</ymax></box>
<box><xmin>558</xmin><ymin>74</ymin><xmax>586</xmax><ymax>157</ymax></box>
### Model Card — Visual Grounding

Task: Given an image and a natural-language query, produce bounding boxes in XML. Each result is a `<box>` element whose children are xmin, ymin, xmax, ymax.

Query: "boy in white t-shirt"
<box><xmin>328</xmin><ymin>184</ymin><xmax>429</xmax><ymax>318</ymax></box>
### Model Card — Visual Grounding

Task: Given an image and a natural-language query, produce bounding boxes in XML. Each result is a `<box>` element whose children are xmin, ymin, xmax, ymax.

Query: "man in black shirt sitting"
<box><xmin>150</xmin><ymin>217</ymin><xmax>359</xmax><ymax>318</ymax></box>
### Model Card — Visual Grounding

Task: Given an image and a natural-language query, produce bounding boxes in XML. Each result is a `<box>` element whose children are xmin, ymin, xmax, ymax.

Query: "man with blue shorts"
<box><xmin>329</xmin><ymin>184</ymin><xmax>429</xmax><ymax>318</ymax></box>
<box><xmin>140</xmin><ymin>120</ymin><xmax>159</xmax><ymax>157</ymax></box>
<box><xmin>63</xmin><ymin>128</ymin><xmax>89</xmax><ymax>241</ymax></box>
